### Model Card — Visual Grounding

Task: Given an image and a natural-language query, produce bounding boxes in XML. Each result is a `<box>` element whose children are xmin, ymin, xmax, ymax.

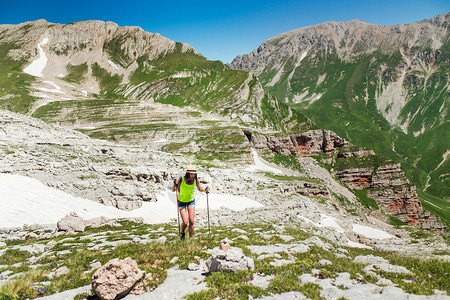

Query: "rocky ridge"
<box><xmin>0</xmin><ymin>19</ymin><xmax>311</xmax><ymax>137</ymax></box>
<box><xmin>243</xmin><ymin>129</ymin><xmax>445</xmax><ymax>232</ymax></box>
<box><xmin>228</xmin><ymin>13</ymin><xmax>450</xmax><ymax>202</ymax></box>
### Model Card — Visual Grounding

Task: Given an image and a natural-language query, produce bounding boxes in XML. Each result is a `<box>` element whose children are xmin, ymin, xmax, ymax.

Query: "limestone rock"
<box><xmin>246</xmin><ymin>129</ymin><xmax>347</xmax><ymax>156</ymax></box>
<box><xmin>353</xmin><ymin>255</ymin><xmax>388</xmax><ymax>265</ymax></box>
<box><xmin>363</xmin><ymin>263</ymin><xmax>411</xmax><ymax>274</ymax></box>
<box><xmin>206</xmin><ymin>245</ymin><xmax>254</xmax><ymax>273</ymax></box>
<box><xmin>45</xmin><ymin>240</ymin><xmax>57</xmax><ymax>251</ymax></box>
<box><xmin>84</xmin><ymin>216</ymin><xmax>113</xmax><ymax>228</ymax></box>
<box><xmin>57</xmin><ymin>212</ymin><xmax>85</xmax><ymax>233</ymax></box>
<box><xmin>91</xmin><ymin>257</ymin><xmax>145</xmax><ymax>300</ymax></box>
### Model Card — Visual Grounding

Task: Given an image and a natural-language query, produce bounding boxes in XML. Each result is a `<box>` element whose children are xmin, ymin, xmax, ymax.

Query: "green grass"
<box><xmin>352</xmin><ymin>189</ymin><xmax>379</xmax><ymax>209</ymax></box>
<box><xmin>0</xmin><ymin>42</ymin><xmax>37</xmax><ymax>113</ymax></box>
<box><xmin>0</xmin><ymin>221</ymin><xmax>449</xmax><ymax>299</ymax></box>
<box><xmin>162</xmin><ymin>142</ymin><xmax>190</xmax><ymax>152</ymax></box>
<box><xmin>388</xmin><ymin>215</ymin><xmax>408</xmax><ymax>226</ymax></box>
<box><xmin>256</xmin><ymin>45</ymin><xmax>448</xmax><ymax>205</ymax></box>
<box><xmin>63</xmin><ymin>63</ymin><xmax>88</xmax><ymax>84</ymax></box>
<box><xmin>334</xmin><ymin>155</ymin><xmax>392</xmax><ymax>171</ymax></box>
<box><xmin>91</xmin><ymin>62</ymin><xmax>123</xmax><ymax>97</ymax></box>
<box><xmin>417</xmin><ymin>190</ymin><xmax>450</xmax><ymax>230</ymax></box>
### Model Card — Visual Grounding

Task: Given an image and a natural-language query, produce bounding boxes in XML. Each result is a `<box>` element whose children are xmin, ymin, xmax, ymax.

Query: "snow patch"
<box><xmin>298</xmin><ymin>214</ymin><xmax>344</xmax><ymax>233</ymax></box>
<box><xmin>352</xmin><ymin>224</ymin><xmax>396</xmax><ymax>240</ymax></box>
<box><xmin>319</xmin><ymin>214</ymin><xmax>345</xmax><ymax>233</ymax></box>
<box><xmin>108</xmin><ymin>60</ymin><xmax>120</xmax><ymax>70</ymax></box>
<box><xmin>0</xmin><ymin>173</ymin><xmax>263</xmax><ymax>228</ymax></box>
<box><xmin>246</xmin><ymin>148</ymin><xmax>282</xmax><ymax>174</ymax></box>
<box><xmin>0</xmin><ymin>173</ymin><xmax>131</xmax><ymax>228</ymax></box>
<box><xmin>23</xmin><ymin>38</ymin><xmax>49</xmax><ymax>77</ymax></box>
<box><xmin>36</xmin><ymin>81</ymin><xmax>64</xmax><ymax>94</ymax></box>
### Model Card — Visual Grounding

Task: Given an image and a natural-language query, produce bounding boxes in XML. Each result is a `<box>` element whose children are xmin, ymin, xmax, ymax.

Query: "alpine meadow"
<box><xmin>0</xmin><ymin>12</ymin><xmax>449</xmax><ymax>300</ymax></box>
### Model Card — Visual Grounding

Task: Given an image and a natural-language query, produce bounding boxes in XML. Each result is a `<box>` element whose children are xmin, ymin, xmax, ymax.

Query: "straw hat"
<box><xmin>186</xmin><ymin>165</ymin><xmax>197</xmax><ymax>174</ymax></box>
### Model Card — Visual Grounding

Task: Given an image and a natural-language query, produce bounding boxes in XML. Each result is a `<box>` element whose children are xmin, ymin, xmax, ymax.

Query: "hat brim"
<box><xmin>186</xmin><ymin>170</ymin><xmax>197</xmax><ymax>174</ymax></box>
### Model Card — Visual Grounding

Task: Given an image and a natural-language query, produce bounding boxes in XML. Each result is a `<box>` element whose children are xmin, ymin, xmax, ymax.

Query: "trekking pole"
<box><xmin>175</xmin><ymin>180</ymin><xmax>181</xmax><ymax>236</ymax></box>
<box><xmin>206</xmin><ymin>186</ymin><xmax>210</xmax><ymax>235</ymax></box>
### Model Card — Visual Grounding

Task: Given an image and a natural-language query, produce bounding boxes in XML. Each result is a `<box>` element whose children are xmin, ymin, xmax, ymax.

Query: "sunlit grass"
<box><xmin>0</xmin><ymin>221</ymin><xmax>448</xmax><ymax>299</ymax></box>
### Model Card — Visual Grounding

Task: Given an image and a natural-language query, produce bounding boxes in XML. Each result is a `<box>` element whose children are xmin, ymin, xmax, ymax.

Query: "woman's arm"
<box><xmin>196</xmin><ymin>179</ymin><xmax>209</xmax><ymax>193</ymax></box>
<box><xmin>172</xmin><ymin>178</ymin><xmax>180</xmax><ymax>192</ymax></box>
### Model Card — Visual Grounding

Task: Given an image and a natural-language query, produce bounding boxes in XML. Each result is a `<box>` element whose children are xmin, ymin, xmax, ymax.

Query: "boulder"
<box><xmin>57</xmin><ymin>212</ymin><xmax>85</xmax><ymax>232</ymax></box>
<box><xmin>91</xmin><ymin>257</ymin><xmax>145</xmax><ymax>300</ymax></box>
<box><xmin>353</xmin><ymin>255</ymin><xmax>388</xmax><ymax>265</ymax></box>
<box><xmin>363</xmin><ymin>263</ymin><xmax>411</xmax><ymax>274</ymax></box>
<box><xmin>44</xmin><ymin>240</ymin><xmax>57</xmax><ymax>251</ymax></box>
<box><xmin>206</xmin><ymin>243</ymin><xmax>254</xmax><ymax>273</ymax></box>
<box><xmin>84</xmin><ymin>216</ymin><xmax>113</xmax><ymax>228</ymax></box>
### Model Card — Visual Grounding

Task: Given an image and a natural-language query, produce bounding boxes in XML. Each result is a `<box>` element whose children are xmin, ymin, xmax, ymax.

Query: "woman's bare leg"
<box><xmin>187</xmin><ymin>206</ymin><xmax>195</xmax><ymax>238</ymax></box>
<box><xmin>179</xmin><ymin>207</ymin><xmax>188</xmax><ymax>234</ymax></box>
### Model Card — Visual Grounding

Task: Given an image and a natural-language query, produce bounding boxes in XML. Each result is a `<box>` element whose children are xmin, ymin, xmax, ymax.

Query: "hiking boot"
<box><xmin>180</xmin><ymin>232</ymin><xmax>185</xmax><ymax>240</ymax></box>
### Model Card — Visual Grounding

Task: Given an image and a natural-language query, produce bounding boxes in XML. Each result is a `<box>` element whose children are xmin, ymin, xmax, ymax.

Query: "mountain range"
<box><xmin>229</xmin><ymin>13</ymin><xmax>449</xmax><ymax>202</ymax></box>
<box><xmin>0</xmin><ymin>14</ymin><xmax>448</xmax><ymax>230</ymax></box>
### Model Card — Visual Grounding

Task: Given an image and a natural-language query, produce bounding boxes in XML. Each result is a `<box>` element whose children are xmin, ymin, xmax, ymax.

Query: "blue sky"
<box><xmin>1</xmin><ymin>0</ymin><xmax>448</xmax><ymax>63</ymax></box>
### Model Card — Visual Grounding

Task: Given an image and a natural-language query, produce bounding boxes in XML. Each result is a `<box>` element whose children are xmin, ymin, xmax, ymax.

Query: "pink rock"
<box><xmin>92</xmin><ymin>257</ymin><xmax>145</xmax><ymax>300</ymax></box>
<box><xmin>220</xmin><ymin>240</ymin><xmax>232</xmax><ymax>252</ymax></box>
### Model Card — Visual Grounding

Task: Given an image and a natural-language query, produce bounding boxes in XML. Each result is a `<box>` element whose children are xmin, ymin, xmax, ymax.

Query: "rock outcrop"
<box><xmin>246</xmin><ymin>129</ymin><xmax>445</xmax><ymax>232</ymax></box>
<box><xmin>57</xmin><ymin>212</ymin><xmax>86</xmax><ymax>233</ymax></box>
<box><xmin>335</xmin><ymin>162</ymin><xmax>445</xmax><ymax>231</ymax></box>
<box><xmin>91</xmin><ymin>257</ymin><xmax>145</xmax><ymax>300</ymax></box>
<box><xmin>206</xmin><ymin>240</ymin><xmax>255</xmax><ymax>273</ymax></box>
<box><xmin>245</xmin><ymin>129</ymin><xmax>347</xmax><ymax>156</ymax></box>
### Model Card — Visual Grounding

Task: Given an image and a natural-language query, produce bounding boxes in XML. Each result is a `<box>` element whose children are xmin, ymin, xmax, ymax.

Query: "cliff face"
<box><xmin>336</xmin><ymin>162</ymin><xmax>444</xmax><ymax>231</ymax></box>
<box><xmin>245</xmin><ymin>129</ymin><xmax>445</xmax><ymax>231</ymax></box>
<box><xmin>229</xmin><ymin>13</ymin><xmax>450</xmax><ymax>200</ymax></box>
<box><xmin>244</xmin><ymin>129</ymin><xmax>347</xmax><ymax>156</ymax></box>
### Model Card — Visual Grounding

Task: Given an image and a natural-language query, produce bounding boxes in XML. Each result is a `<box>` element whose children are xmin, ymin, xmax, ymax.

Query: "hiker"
<box><xmin>172</xmin><ymin>165</ymin><xmax>209</xmax><ymax>239</ymax></box>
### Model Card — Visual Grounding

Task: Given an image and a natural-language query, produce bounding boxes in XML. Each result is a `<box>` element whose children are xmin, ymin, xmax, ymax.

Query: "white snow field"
<box><xmin>245</xmin><ymin>148</ymin><xmax>282</xmax><ymax>174</ymax></box>
<box><xmin>0</xmin><ymin>173</ymin><xmax>263</xmax><ymax>228</ymax></box>
<box><xmin>23</xmin><ymin>38</ymin><xmax>49</xmax><ymax>77</ymax></box>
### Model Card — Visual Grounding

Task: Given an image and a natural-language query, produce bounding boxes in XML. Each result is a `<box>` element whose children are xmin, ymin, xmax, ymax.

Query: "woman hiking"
<box><xmin>172</xmin><ymin>165</ymin><xmax>209</xmax><ymax>240</ymax></box>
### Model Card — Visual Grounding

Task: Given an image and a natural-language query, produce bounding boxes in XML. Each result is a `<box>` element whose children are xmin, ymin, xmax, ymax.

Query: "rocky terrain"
<box><xmin>229</xmin><ymin>13</ymin><xmax>450</xmax><ymax>202</ymax></box>
<box><xmin>0</xmin><ymin>19</ymin><xmax>312</xmax><ymax>137</ymax></box>
<box><xmin>0</xmin><ymin>14</ymin><xmax>449</xmax><ymax>299</ymax></box>
<box><xmin>0</xmin><ymin>112</ymin><xmax>449</xmax><ymax>299</ymax></box>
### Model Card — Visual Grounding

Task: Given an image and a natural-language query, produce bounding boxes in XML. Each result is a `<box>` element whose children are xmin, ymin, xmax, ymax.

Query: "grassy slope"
<box><xmin>0</xmin><ymin>41</ymin><xmax>36</xmax><ymax>113</ymax></box>
<box><xmin>0</xmin><ymin>221</ymin><xmax>448</xmax><ymax>299</ymax></box>
<box><xmin>257</xmin><ymin>47</ymin><xmax>449</xmax><ymax>222</ymax></box>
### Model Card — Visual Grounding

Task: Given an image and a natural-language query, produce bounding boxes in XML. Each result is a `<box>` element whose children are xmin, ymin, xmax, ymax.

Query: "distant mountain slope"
<box><xmin>229</xmin><ymin>13</ymin><xmax>449</xmax><ymax>200</ymax></box>
<box><xmin>0</xmin><ymin>19</ymin><xmax>314</xmax><ymax>150</ymax></box>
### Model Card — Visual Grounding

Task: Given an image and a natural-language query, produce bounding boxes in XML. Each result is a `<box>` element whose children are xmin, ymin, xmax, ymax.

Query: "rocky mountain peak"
<box><xmin>228</xmin><ymin>13</ymin><xmax>449</xmax><ymax>207</ymax></box>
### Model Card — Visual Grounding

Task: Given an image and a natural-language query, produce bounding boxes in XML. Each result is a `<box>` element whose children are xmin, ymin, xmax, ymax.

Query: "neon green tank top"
<box><xmin>178</xmin><ymin>176</ymin><xmax>196</xmax><ymax>203</ymax></box>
